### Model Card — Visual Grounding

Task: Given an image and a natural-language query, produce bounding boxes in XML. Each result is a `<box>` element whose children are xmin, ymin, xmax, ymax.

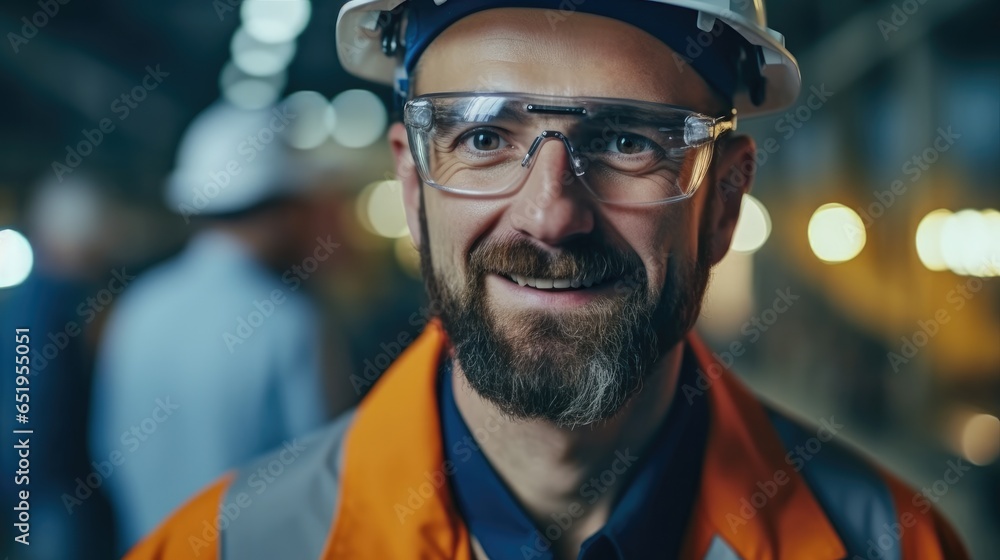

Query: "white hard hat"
<box><xmin>336</xmin><ymin>0</ymin><xmax>800</xmax><ymax>117</ymax></box>
<box><xmin>165</xmin><ymin>101</ymin><xmax>308</xmax><ymax>216</ymax></box>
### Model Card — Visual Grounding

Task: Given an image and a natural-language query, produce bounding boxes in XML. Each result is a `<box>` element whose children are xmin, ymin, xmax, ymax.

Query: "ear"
<box><xmin>705</xmin><ymin>135</ymin><xmax>756</xmax><ymax>266</ymax></box>
<box><xmin>389</xmin><ymin>122</ymin><xmax>422</xmax><ymax>248</ymax></box>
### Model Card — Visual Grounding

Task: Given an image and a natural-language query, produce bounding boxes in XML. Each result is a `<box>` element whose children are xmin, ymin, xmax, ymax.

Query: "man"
<box><xmin>127</xmin><ymin>1</ymin><xmax>968</xmax><ymax>559</ymax></box>
<box><xmin>91</xmin><ymin>101</ymin><xmax>354</xmax><ymax>553</ymax></box>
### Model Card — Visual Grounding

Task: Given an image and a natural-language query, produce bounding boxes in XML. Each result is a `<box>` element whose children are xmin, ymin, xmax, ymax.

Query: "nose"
<box><xmin>510</xmin><ymin>136</ymin><xmax>595</xmax><ymax>246</ymax></box>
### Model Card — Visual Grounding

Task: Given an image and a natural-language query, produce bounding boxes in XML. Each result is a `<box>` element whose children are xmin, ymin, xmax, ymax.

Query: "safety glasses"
<box><xmin>403</xmin><ymin>92</ymin><xmax>736</xmax><ymax>206</ymax></box>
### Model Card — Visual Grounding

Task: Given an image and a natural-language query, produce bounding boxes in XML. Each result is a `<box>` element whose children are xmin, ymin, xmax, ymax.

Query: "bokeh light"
<box><xmin>730</xmin><ymin>194</ymin><xmax>772</xmax><ymax>254</ymax></box>
<box><xmin>916</xmin><ymin>209</ymin><xmax>953</xmax><ymax>271</ymax></box>
<box><xmin>808</xmin><ymin>203</ymin><xmax>866</xmax><ymax>263</ymax></box>
<box><xmin>282</xmin><ymin>91</ymin><xmax>337</xmax><ymax>150</ymax></box>
<box><xmin>219</xmin><ymin>62</ymin><xmax>285</xmax><ymax>110</ymax></box>
<box><xmin>941</xmin><ymin>209</ymin><xmax>988</xmax><ymax>276</ymax></box>
<box><xmin>330</xmin><ymin>90</ymin><xmax>387</xmax><ymax>148</ymax></box>
<box><xmin>0</xmin><ymin>229</ymin><xmax>34</xmax><ymax>288</ymax></box>
<box><xmin>358</xmin><ymin>180</ymin><xmax>409</xmax><ymax>239</ymax></box>
<box><xmin>231</xmin><ymin>26</ymin><xmax>296</xmax><ymax>77</ymax></box>
<box><xmin>918</xmin><ymin>208</ymin><xmax>1000</xmax><ymax>276</ymax></box>
<box><xmin>961</xmin><ymin>413</ymin><xmax>1000</xmax><ymax>466</ymax></box>
<box><xmin>240</xmin><ymin>0</ymin><xmax>312</xmax><ymax>44</ymax></box>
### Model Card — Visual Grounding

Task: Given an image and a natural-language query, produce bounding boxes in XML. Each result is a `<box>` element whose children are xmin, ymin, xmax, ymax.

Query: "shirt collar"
<box><xmin>440</xmin><ymin>347</ymin><xmax>709</xmax><ymax>560</ymax></box>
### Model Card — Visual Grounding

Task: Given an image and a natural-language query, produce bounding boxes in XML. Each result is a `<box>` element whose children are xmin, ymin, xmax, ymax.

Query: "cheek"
<box><xmin>606</xmin><ymin>205</ymin><xmax>699</xmax><ymax>289</ymax></box>
<box><xmin>423</xmin><ymin>189</ymin><xmax>507</xmax><ymax>275</ymax></box>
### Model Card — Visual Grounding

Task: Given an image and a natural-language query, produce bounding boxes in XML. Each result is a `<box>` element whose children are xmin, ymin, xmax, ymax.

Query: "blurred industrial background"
<box><xmin>0</xmin><ymin>0</ymin><xmax>997</xmax><ymax>558</ymax></box>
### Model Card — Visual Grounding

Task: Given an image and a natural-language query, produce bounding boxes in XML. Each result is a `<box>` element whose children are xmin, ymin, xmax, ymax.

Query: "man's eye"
<box><xmin>462</xmin><ymin>130</ymin><xmax>506</xmax><ymax>152</ymax></box>
<box><xmin>611</xmin><ymin>133</ymin><xmax>655</xmax><ymax>155</ymax></box>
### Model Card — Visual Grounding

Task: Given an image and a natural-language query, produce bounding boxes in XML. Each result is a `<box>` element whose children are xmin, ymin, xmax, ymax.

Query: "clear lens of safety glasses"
<box><xmin>403</xmin><ymin>93</ymin><xmax>736</xmax><ymax>206</ymax></box>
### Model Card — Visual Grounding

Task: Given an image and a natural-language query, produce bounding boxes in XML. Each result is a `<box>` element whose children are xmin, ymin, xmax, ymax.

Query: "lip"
<box><xmin>485</xmin><ymin>272</ymin><xmax>621</xmax><ymax>309</ymax></box>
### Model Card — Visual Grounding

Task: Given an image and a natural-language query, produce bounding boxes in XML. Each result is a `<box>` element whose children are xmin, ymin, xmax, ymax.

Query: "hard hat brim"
<box><xmin>335</xmin><ymin>0</ymin><xmax>801</xmax><ymax>117</ymax></box>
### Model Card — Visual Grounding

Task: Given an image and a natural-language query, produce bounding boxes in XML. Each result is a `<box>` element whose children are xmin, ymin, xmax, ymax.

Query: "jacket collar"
<box><xmin>327</xmin><ymin>322</ymin><xmax>845</xmax><ymax>560</ymax></box>
<box><xmin>325</xmin><ymin>320</ymin><xmax>469</xmax><ymax>559</ymax></box>
<box><xmin>682</xmin><ymin>334</ymin><xmax>845</xmax><ymax>560</ymax></box>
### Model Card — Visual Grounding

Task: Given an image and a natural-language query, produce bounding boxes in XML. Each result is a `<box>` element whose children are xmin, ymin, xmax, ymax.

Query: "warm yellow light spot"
<box><xmin>365</xmin><ymin>180</ymin><xmax>410</xmax><ymax>239</ymax></box>
<box><xmin>961</xmin><ymin>413</ymin><xmax>1000</xmax><ymax>466</ymax></box>
<box><xmin>915</xmin><ymin>209</ymin><xmax>952</xmax><ymax>271</ymax></box>
<box><xmin>730</xmin><ymin>194</ymin><xmax>771</xmax><ymax>254</ymax></box>
<box><xmin>808</xmin><ymin>203</ymin><xmax>866</xmax><ymax>263</ymax></box>
<box><xmin>941</xmin><ymin>209</ymin><xmax>989</xmax><ymax>276</ymax></box>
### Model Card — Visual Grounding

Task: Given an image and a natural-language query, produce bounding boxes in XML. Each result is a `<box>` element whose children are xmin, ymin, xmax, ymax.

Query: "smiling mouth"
<box><xmin>502</xmin><ymin>273</ymin><xmax>611</xmax><ymax>290</ymax></box>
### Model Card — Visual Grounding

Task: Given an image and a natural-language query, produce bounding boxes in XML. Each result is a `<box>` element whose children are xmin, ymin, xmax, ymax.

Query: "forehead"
<box><xmin>414</xmin><ymin>8</ymin><xmax>717</xmax><ymax>110</ymax></box>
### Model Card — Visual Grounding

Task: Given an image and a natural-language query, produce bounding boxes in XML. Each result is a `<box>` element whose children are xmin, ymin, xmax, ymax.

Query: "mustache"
<box><xmin>468</xmin><ymin>235</ymin><xmax>646</xmax><ymax>282</ymax></box>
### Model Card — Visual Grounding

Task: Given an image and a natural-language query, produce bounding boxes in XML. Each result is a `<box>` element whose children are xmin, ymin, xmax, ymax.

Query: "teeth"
<box><xmin>507</xmin><ymin>274</ymin><xmax>605</xmax><ymax>290</ymax></box>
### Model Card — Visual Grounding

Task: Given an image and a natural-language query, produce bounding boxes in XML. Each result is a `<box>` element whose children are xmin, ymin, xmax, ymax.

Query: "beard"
<box><xmin>419</xmin><ymin>191</ymin><xmax>715</xmax><ymax>428</ymax></box>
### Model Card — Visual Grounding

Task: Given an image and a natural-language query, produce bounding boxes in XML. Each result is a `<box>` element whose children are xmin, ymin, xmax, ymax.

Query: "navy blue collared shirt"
<box><xmin>439</xmin><ymin>347</ymin><xmax>710</xmax><ymax>559</ymax></box>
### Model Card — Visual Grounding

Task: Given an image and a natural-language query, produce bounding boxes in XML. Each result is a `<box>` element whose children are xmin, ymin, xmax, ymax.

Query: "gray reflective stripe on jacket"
<box><xmin>766</xmin><ymin>408</ymin><xmax>901</xmax><ymax>560</ymax></box>
<box><xmin>220</xmin><ymin>410</ymin><xmax>356</xmax><ymax>560</ymax></box>
<box><xmin>214</xmin><ymin>405</ymin><xmax>901</xmax><ymax>559</ymax></box>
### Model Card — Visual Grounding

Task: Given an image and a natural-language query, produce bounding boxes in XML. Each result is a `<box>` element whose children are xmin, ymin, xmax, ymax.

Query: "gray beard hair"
<box><xmin>418</xmin><ymin>192</ymin><xmax>712</xmax><ymax>428</ymax></box>
<box><xmin>448</xmin><ymin>274</ymin><xmax>659</xmax><ymax>428</ymax></box>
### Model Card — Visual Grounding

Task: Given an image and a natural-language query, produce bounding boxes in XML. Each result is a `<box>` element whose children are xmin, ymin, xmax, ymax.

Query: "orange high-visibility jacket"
<box><xmin>127</xmin><ymin>322</ymin><xmax>968</xmax><ymax>559</ymax></box>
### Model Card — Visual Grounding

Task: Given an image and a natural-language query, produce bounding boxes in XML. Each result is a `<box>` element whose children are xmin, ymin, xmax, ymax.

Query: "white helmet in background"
<box><xmin>165</xmin><ymin>99</ymin><xmax>393</xmax><ymax>218</ymax></box>
<box><xmin>165</xmin><ymin>101</ymin><xmax>305</xmax><ymax>217</ymax></box>
<box><xmin>336</xmin><ymin>0</ymin><xmax>800</xmax><ymax>117</ymax></box>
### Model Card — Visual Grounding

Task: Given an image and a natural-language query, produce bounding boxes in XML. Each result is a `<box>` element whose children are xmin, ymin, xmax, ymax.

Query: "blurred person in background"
<box><xmin>88</xmin><ymin>100</ymin><xmax>356</xmax><ymax>554</ymax></box>
<box><xmin>0</xmin><ymin>175</ymin><xmax>117</xmax><ymax>560</ymax></box>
